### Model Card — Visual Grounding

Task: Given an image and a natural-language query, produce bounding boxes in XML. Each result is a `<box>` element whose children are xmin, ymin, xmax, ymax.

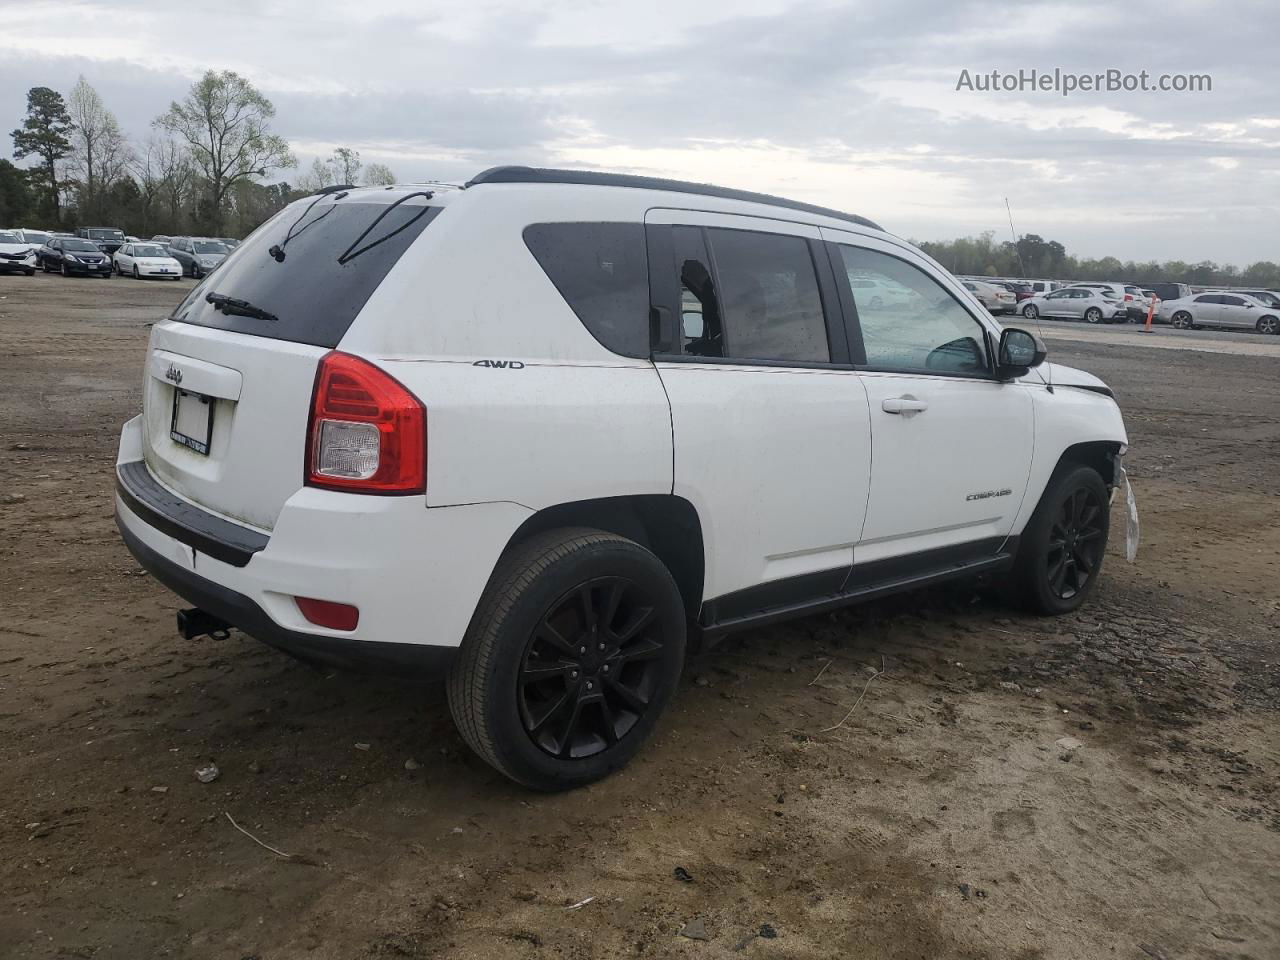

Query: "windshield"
<box><xmin>172</xmin><ymin>197</ymin><xmax>441</xmax><ymax>347</ymax></box>
<box><xmin>134</xmin><ymin>244</ymin><xmax>168</xmax><ymax>257</ymax></box>
<box><xmin>64</xmin><ymin>239</ymin><xmax>100</xmax><ymax>252</ymax></box>
<box><xmin>0</xmin><ymin>231</ymin><xmax>21</xmax><ymax>243</ymax></box>
<box><xmin>87</xmin><ymin>229</ymin><xmax>124</xmax><ymax>240</ymax></box>
<box><xmin>193</xmin><ymin>241</ymin><xmax>229</xmax><ymax>255</ymax></box>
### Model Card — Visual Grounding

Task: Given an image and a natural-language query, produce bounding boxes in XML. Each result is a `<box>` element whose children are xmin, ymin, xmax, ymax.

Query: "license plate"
<box><xmin>171</xmin><ymin>389</ymin><xmax>214</xmax><ymax>455</ymax></box>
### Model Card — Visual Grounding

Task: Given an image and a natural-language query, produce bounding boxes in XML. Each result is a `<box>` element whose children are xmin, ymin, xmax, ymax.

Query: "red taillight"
<box><xmin>295</xmin><ymin>596</ymin><xmax>360</xmax><ymax>631</ymax></box>
<box><xmin>1124</xmin><ymin>294</ymin><xmax>1133</xmax><ymax>301</ymax></box>
<box><xmin>305</xmin><ymin>351</ymin><xmax>426</xmax><ymax>494</ymax></box>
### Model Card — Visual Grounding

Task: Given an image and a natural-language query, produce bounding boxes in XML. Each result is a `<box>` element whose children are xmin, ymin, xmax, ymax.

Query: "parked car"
<box><xmin>166</xmin><ymin>237</ymin><xmax>231</xmax><ymax>278</ymax></box>
<box><xmin>962</xmin><ymin>279</ymin><xmax>1017</xmax><ymax>313</ymax></box>
<box><xmin>1232</xmin><ymin>289</ymin><xmax>1280</xmax><ymax>311</ymax></box>
<box><xmin>1144</xmin><ymin>282</ymin><xmax>1192</xmax><ymax>304</ymax></box>
<box><xmin>15</xmin><ymin>227</ymin><xmax>50</xmax><ymax>248</ymax></box>
<box><xmin>151</xmin><ymin>235</ymin><xmax>173</xmax><ymax>245</ymax></box>
<box><xmin>38</xmin><ymin>236</ymin><xmax>112</xmax><ymax>277</ymax></box>
<box><xmin>1123</xmin><ymin>285</ymin><xmax>1152</xmax><ymax>322</ymax></box>
<box><xmin>0</xmin><ymin>229</ymin><xmax>38</xmax><ymax>275</ymax></box>
<box><xmin>1019</xmin><ymin>286</ymin><xmax>1127</xmax><ymax>324</ymax></box>
<box><xmin>1025</xmin><ymin>279</ymin><xmax>1062</xmax><ymax>295</ymax></box>
<box><xmin>77</xmin><ymin>226</ymin><xmax>127</xmax><ymax>257</ymax></box>
<box><xmin>847</xmin><ymin>275</ymin><xmax>919</xmax><ymax>309</ymax></box>
<box><xmin>1160</xmin><ymin>293</ymin><xmax>1280</xmax><ymax>334</ymax></box>
<box><xmin>113</xmin><ymin>168</ymin><xmax>1130</xmax><ymax>790</ymax></box>
<box><xmin>216</xmin><ymin>237</ymin><xmax>241</xmax><ymax>249</ymax></box>
<box><xmin>113</xmin><ymin>242</ymin><xmax>184</xmax><ymax>280</ymax></box>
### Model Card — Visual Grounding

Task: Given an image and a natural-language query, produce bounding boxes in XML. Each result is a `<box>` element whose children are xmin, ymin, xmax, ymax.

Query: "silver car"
<box><xmin>1019</xmin><ymin>286</ymin><xmax>1127</xmax><ymax>324</ymax></box>
<box><xmin>961</xmin><ymin>279</ymin><xmax>1017</xmax><ymax>314</ymax></box>
<box><xmin>1161</xmin><ymin>292</ymin><xmax>1280</xmax><ymax>334</ymax></box>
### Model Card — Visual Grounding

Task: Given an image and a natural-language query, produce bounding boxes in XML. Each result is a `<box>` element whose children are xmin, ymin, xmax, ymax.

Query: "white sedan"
<box><xmin>113</xmin><ymin>242</ymin><xmax>183</xmax><ymax>280</ymax></box>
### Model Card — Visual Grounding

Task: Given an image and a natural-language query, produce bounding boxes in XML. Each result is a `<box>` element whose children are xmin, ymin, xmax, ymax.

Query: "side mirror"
<box><xmin>997</xmin><ymin>327</ymin><xmax>1047</xmax><ymax>378</ymax></box>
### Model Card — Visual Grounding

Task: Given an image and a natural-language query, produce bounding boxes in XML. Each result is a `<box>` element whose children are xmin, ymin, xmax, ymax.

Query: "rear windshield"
<box><xmin>193</xmin><ymin>240</ymin><xmax>229</xmax><ymax>255</ymax></box>
<box><xmin>171</xmin><ymin>198</ymin><xmax>441</xmax><ymax>347</ymax></box>
<box><xmin>87</xmin><ymin>229</ymin><xmax>124</xmax><ymax>240</ymax></box>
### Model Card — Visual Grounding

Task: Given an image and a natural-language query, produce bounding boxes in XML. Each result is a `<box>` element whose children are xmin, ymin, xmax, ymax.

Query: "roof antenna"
<box><xmin>1006</xmin><ymin>197</ymin><xmax>1052</xmax><ymax>393</ymax></box>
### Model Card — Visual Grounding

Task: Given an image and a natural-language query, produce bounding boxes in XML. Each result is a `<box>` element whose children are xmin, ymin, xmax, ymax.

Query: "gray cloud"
<box><xmin>1</xmin><ymin>0</ymin><xmax>1277</xmax><ymax>263</ymax></box>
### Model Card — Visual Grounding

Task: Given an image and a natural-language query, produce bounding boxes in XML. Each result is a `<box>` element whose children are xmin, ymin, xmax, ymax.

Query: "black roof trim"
<box><xmin>465</xmin><ymin>166</ymin><xmax>883</xmax><ymax>232</ymax></box>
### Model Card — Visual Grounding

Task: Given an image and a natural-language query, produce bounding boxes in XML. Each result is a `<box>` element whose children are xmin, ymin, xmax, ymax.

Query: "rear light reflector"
<box><xmin>295</xmin><ymin>597</ymin><xmax>360</xmax><ymax>631</ymax></box>
<box><xmin>305</xmin><ymin>351</ymin><xmax>426</xmax><ymax>494</ymax></box>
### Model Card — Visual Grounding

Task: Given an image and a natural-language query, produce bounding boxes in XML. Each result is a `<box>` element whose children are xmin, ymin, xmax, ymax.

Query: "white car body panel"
<box><xmin>1160</xmin><ymin>293</ymin><xmax>1279</xmax><ymax>330</ymax></box>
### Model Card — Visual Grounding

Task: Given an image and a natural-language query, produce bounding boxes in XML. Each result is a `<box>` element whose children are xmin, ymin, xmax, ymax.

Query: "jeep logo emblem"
<box><xmin>165</xmin><ymin>364</ymin><xmax>184</xmax><ymax>385</ymax></box>
<box><xmin>472</xmin><ymin>359</ymin><xmax>525</xmax><ymax>369</ymax></box>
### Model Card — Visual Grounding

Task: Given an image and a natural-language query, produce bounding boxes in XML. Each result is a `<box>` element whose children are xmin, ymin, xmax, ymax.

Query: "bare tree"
<box><xmin>157</xmin><ymin>70</ymin><xmax>294</xmax><ymax>233</ymax></box>
<box><xmin>363</xmin><ymin>162</ymin><xmax>397</xmax><ymax>186</ymax></box>
<box><xmin>329</xmin><ymin>147</ymin><xmax>361</xmax><ymax>185</ymax></box>
<box><xmin>67</xmin><ymin>76</ymin><xmax>132</xmax><ymax>222</ymax></box>
<box><xmin>296</xmin><ymin>157</ymin><xmax>334</xmax><ymax>193</ymax></box>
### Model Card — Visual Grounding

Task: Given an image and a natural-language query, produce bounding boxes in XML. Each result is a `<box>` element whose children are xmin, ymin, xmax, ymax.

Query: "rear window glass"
<box><xmin>523</xmin><ymin>222</ymin><xmax>650</xmax><ymax>358</ymax></box>
<box><xmin>171</xmin><ymin>198</ymin><xmax>440</xmax><ymax>347</ymax></box>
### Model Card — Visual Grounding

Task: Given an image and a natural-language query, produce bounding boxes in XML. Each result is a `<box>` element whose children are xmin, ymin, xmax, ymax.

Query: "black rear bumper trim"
<box><xmin>116</xmin><ymin>460</ymin><xmax>268</xmax><ymax>568</ymax></box>
<box><xmin>116</xmin><ymin>512</ymin><xmax>457</xmax><ymax>674</ymax></box>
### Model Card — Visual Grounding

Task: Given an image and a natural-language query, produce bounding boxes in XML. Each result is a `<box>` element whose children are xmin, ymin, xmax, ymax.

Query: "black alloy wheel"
<box><xmin>1009</xmin><ymin>464</ymin><xmax>1110</xmax><ymax>615</ymax></box>
<box><xmin>519</xmin><ymin>576</ymin><xmax>665</xmax><ymax>760</ymax></box>
<box><xmin>1046</xmin><ymin>487</ymin><xmax>1105</xmax><ymax>601</ymax></box>
<box><xmin>448</xmin><ymin>528</ymin><xmax>686</xmax><ymax>791</ymax></box>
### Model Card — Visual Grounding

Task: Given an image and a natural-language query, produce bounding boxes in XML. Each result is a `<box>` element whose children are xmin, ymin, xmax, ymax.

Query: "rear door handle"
<box><xmin>882</xmin><ymin>396</ymin><xmax>928</xmax><ymax>417</ymax></box>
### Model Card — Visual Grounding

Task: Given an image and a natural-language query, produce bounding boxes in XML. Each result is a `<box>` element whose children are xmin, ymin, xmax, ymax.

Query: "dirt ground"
<box><xmin>1</xmin><ymin>271</ymin><xmax>1278</xmax><ymax>960</ymax></box>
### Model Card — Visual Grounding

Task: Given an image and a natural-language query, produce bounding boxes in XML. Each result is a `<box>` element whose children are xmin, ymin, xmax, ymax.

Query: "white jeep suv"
<box><xmin>115</xmin><ymin>167</ymin><xmax>1129</xmax><ymax>790</ymax></box>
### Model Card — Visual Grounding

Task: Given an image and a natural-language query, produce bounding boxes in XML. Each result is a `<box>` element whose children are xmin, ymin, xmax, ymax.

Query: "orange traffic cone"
<box><xmin>1144</xmin><ymin>297</ymin><xmax>1157</xmax><ymax>332</ymax></box>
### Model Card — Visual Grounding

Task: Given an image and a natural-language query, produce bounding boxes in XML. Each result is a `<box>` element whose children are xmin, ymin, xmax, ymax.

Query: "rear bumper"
<box><xmin>114</xmin><ymin>417</ymin><xmax>532</xmax><ymax>663</ymax></box>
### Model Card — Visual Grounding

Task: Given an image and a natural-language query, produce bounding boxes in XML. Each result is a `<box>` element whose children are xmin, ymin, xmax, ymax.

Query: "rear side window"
<box><xmin>703</xmin><ymin>228</ymin><xmax>829</xmax><ymax>363</ymax></box>
<box><xmin>523</xmin><ymin>222</ymin><xmax>650</xmax><ymax>358</ymax></box>
<box><xmin>171</xmin><ymin>199</ymin><xmax>441</xmax><ymax>347</ymax></box>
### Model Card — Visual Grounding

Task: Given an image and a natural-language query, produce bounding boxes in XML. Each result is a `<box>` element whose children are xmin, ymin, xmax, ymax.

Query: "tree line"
<box><xmin>1</xmin><ymin>72</ymin><xmax>396</xmax><ymax>240</ymax></box>
<box><xmin>3</xmin><ymin>74</ymin><xmax>1273</xmax><ymax>287</ymax></box>
<box><xmin>915</xmin><ymin>230</ymin><xmax>1280</xmax><ymax>289</ymax></box>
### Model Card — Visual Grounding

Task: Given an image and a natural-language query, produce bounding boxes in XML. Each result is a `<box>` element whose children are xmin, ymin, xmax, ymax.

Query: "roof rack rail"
<box><xmin>465</xmin><ymin>166</ymin><xmax>883</xmax><ymax>232</ymax></box>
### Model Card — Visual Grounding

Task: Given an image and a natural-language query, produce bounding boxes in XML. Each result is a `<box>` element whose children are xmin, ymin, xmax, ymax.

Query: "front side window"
<box><xmin>838</xmin><ymin>244</ymin><xmax>989</xmax><ymax>376</ymax></box>
<box><xmin>1220</xmin><ymin>296</ymin><xmax>1245</xmax><ymax>307</ymax></box>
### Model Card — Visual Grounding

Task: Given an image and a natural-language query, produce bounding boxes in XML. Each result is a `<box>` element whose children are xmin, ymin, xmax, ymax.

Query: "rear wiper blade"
<box><xmin>205</xmin><ymin>292</ymin><xmax>278</xmax><ymax>323</ymax></box>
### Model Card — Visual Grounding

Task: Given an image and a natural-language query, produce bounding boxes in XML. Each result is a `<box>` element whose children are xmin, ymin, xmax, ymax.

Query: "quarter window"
<box><xmin>523</xmin><ymin>222</ymin><xmax>650</xmax><ymax>358</ymax></box>
<box><xmin>837</xmin><ymin>245</ymin><xmax>989</xmax><ymax>376</ymax></box>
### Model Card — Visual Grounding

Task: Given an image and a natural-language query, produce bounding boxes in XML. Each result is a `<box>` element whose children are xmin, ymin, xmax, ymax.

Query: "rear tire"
<box><xmin>448</xmin><ymin>528</ymin><xmax>686</xmax><ymax>791</ymax></box>
<box><xmin>1022</xmin><ymin>304</ymin><xmax>1039</xmax><ymax>319</ymax></box>
<box><xmin>1084</xmin><ymin>307</ymin><xmax>1102</xmax><ymax>324</ymax></box>
<box><xmin>1009</xmin><ymin>464</ymin><xmax>1110</xmax><ymax>616</ymax></box>
<box><xmin>1171</xmin><ymin>311</ymin><xmax>1192</xmax><ymax>329</ymax></box>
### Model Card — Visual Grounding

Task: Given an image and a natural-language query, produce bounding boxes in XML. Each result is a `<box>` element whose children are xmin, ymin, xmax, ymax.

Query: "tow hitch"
<box><xmin>177</xmin><ymin>608</ymin><xmax>232</xmax><ymax>641</ymax></box>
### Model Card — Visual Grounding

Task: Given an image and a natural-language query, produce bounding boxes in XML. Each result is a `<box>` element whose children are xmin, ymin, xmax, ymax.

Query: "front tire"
<box><xmin>448</xmin><ymin>528</ymin><xmax>687</xmax><ymax>791</ymax></box>
<box><xmin>1257</xmin><ymin>315</ymin><xmax>1279</xmax><ymax>335</ymax></box>
<box><xmin>133</xmin><ymin>265</ymin><xmax>140</xmax><ymax>280</ymax></box>
<box><xmin>1010</xmin><ymin>464</ymin><xmax>1110</xmax><ymax>615</ymax></box>
<box><xmin>60</xmin><ymin>263</ymin><xmax>69</xmax><ymax>277</ymax></box>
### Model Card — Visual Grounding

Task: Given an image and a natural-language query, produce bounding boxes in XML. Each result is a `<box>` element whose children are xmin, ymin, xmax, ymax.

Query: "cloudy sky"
<box><xmin>2</xmin><ymin>0</ymin><xmax>1277</xmax><ymax>264</ymax></box>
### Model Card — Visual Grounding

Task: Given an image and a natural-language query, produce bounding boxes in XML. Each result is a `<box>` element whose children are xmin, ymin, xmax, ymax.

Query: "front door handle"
<box><xmin>882</xmin><ymin>396</ymin><xmax>928</xmax><ymax>417</ymax></box>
